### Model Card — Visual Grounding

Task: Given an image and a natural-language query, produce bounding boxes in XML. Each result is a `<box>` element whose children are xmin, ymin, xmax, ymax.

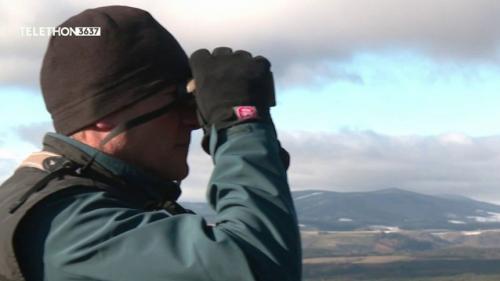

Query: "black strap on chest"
<box><xmin>8</xmin><ymin>157</ymin><xmax>80</xmax><ymax>214</ymax></box>
<box><xmin>9</xmin><ymin>152</ymin><xmax>192</xmax><ymax>216</ymax></box>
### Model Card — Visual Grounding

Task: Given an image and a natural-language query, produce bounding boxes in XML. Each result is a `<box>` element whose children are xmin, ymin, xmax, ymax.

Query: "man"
<box><xmin>0</xmin><ymin>5</ymin><xmax>301</xmax><ymax>281</ymax></box>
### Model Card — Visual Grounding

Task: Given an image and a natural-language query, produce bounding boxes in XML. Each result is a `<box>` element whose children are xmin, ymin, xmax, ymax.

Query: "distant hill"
<box><xmin>182</xmin><ymin>188</ymin><xmax>500</xmax><ymax>231</ymax></box>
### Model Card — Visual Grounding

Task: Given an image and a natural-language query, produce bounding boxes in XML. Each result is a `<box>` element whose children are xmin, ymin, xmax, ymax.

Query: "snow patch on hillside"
<box><xmin>462</xmin><ymin>231</ymin><xmax>482</xmax><ymax>236</ymax></box>
<box><xmin>368</xmin><ymin>225</ymin><xmax>401</xmax><ymax>233</ymax></box>
<box><xmin>467</xmin><ymin>212</ymin><xmax>500</xmax><ymax>223</ymax></box>
<box><xmin>448</xmin><ymin>220</ymin><xmax>466</xmax><ymax>224</ymax></box>
<box><xmin>295</xmin><ymin>192</ymin><xmax>324</xmax><ymax>200</ymax></box>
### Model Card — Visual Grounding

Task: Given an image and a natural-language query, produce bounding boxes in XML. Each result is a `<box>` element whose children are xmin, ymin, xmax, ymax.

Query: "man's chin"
<box><xmin>177</xmin><ymin>164</ymin><xmax>189</xmax><ymax>181</ymax></box>
<box><xmin>164</xmin><ymin>164</ymin><xmax>189</xmax><ymax>182</ymax></box>
<box><xmin>146</xmin><ymin>163</ymin><xmax>188</xmax><ymax>182</ymax></box>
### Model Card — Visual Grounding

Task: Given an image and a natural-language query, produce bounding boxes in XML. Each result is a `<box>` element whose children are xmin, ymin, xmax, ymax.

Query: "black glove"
<box><xmin>189</xmin><ymin>47</ymin><xmax>276</xmax><ymax>151</ymax></box>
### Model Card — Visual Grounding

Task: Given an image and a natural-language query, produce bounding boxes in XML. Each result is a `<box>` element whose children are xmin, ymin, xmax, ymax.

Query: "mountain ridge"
<box><xmin>181</xmin><ymin>188</ymin><xmax>500</xmax><ymax>231</ymax></box>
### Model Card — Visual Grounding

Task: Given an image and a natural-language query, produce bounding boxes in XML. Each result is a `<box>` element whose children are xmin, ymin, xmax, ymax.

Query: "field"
<box><xmin>303</xmin><ymin>258</ymin><xmax>500</xmax><ymax>281</ymax></box>
<box><xmin>301</xmin><ymin>230</ymin><xmax>500</xmax><ymax>281</ymax></box>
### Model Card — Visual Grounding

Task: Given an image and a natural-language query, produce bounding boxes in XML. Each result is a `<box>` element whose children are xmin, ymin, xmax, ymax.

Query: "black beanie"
<box><xmin>40</xmin><ymin>5</ymin><xmax>191</xmax><ymax>135</ymax></box>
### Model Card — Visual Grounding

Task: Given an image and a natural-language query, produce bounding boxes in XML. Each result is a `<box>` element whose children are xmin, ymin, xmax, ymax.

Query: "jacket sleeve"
<box><xmin>38</xmin><ymin>122</ymin><xmax>302</xmax><ymax>281</ymax></box>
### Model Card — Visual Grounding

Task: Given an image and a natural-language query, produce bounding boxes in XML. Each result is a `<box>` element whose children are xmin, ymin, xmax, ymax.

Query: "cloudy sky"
<box><xmin>1</xmin><ymin>0</ymin><xmax>499</xmax><ymax>203</ymax></box>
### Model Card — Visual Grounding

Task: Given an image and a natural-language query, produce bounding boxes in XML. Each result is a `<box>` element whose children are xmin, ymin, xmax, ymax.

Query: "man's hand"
<box><xmin>189</xmin><ymin>47</ymin><xmax>276</xmax><ymax>150</ymax></box>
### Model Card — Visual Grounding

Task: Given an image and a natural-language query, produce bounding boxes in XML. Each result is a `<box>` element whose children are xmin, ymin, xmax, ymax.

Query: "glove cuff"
<box><xmin>200</xmin><ymin>108</ymin><xmax>273</xmax><ymax>154</ymax></box>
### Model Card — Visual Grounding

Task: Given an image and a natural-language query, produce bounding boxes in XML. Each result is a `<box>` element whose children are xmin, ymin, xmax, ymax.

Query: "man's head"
<box><xmin>72</xmin><ymin>87</ymin><xmax>199</xmax><ymax>181</ymax></box>
<box><xmin>40</xmin><ymin>6</ymin><xmax>197</xmax><ymax>180</ymax></box>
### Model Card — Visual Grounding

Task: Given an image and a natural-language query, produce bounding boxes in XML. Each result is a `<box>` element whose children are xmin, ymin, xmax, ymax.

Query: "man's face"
<box><xmin>115</xmin><ymin>90</ymin><xmax>199</xmax><ymax>181</ymax></box>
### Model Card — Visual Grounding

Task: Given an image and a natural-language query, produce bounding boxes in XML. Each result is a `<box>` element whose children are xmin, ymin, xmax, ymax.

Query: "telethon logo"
<box><xmin>20</xmin><ymin>27</ymin><xmax>101</xmax><ymax>37</ymax></box>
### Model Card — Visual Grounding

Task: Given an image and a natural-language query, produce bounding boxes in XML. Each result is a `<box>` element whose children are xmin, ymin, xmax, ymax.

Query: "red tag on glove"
<box><xmin>234</xmin><ymin>106</ymin><xmax>258</xmax><ymax>121</ymax></box>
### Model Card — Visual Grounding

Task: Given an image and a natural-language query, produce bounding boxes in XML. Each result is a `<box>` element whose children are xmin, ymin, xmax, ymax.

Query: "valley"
<box><xmin>301</xmin><ymin>229</ymin><xmax>500</xmax><ymax>281</ymax></box>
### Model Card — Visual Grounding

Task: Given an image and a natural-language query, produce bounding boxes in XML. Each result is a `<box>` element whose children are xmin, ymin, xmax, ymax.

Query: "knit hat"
<box><xmin>40</xmin><ymin>5</ymin><xmax>191</xmax><ymax>135</ymax></box>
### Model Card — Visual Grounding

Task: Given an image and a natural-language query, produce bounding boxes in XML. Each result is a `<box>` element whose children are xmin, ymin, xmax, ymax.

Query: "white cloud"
<box><xmin>1</xmin><ymin>0</ymin><xmax>499</xmax><ymax>88</ymax></box>
<box><xmin>0</xmin><ymin>146</ymin><xmax>24</xmax><ymax>183</ymax></box>
<box><xmin>15</xmin><ymin>122</ymin><xmax>53</xmax><ymax>148</ymax></box>
<box><xmin>0</xmin><ymin>159</ymin><xmax>17</xmax><ymax>183</ymax></box>
<box><xmin>0</xmin><ymin>148</ymin><xmax>17</xmax><ymax>161</ymax></box>
<box><xmin>280</xmin><ymin>130</ymin><xmax>500</xmax><ymax>203</ymax></box>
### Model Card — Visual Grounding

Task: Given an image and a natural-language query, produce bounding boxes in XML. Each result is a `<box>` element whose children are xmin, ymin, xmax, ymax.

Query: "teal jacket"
<box><xmin>16</xmin><ymin>122</ymin><xmax>302</xmax><ymax>280</ymax></box>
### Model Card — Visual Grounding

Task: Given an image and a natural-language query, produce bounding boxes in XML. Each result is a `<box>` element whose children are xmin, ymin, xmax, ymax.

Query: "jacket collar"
<box><xmin>42</xmin><ymin>132</ymin><xmax>182</xmax><ymax>204</ymax></box>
